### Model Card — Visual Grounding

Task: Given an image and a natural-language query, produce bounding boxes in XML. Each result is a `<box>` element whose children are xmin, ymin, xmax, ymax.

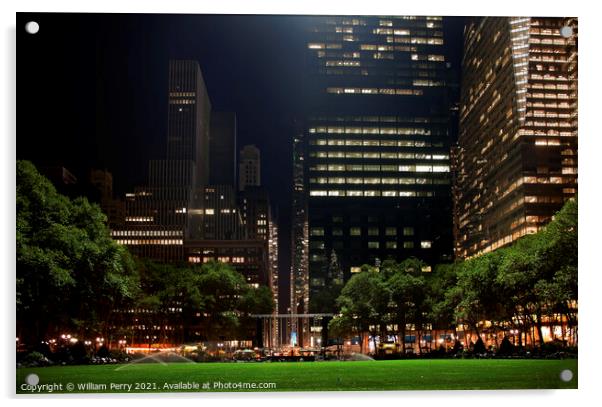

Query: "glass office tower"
<box><xmin>454</xmin><ymin>17</ymin><xmax>578</xmax><ymax>258</ymax></box>
<box><xmin>300</xmin><ymin>16</ymin><xmax>459</xmax><ymax>312</ymax></box>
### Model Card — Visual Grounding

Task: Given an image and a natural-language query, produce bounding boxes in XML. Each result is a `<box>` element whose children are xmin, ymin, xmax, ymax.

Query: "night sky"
<box><xmin>17</xmin><ymin>13</ymin><xmax>464</xmax><ymax>311</ymax></box>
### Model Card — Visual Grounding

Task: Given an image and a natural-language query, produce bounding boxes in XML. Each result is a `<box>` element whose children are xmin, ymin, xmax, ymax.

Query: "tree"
<box><xmin>454</xmin><ymin>251</ymin><xmax>507</xmax><ymax>346</ymax></box>
<box><xmin>534</xmin><ymin>196</ymin><xmax>578</xmax><ymax>343</ymax></box>
<box><xmin>427</xmin><ymin>262</ymin><xmax>459</xmax><ymax>347</ymax></box>
<box><xmin>387</xmin><ymin>264</ymin><xmax>425</xmax><ymax>353</ymax></box>
<box><xmin>328</xmin><ymin>314</ymin><xmax>354</xmax><ymax>357</ymax></box>
<box><xmin>335</xmin><ymin>269</ymin><xmax>390</xmax><ymax>354</ymax></box>
<box><xmin>16</xmin><ymin>160</ymin><xmax>139</xmax><ymax>346</ymax></box>
<box><xmin>134</xmin><ymin>259</ymin><xmax>274</xmax><ymax>345</ymax></box>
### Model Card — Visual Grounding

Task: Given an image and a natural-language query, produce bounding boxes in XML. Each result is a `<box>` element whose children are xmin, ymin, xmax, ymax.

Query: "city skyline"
<box><xmin>17</xmin><ymin>13</ymin><xmax>577</xmax><ymax>350</ymax></box>
<box><xmin>14</xmin><ymin>10</ymin><xmax>581</xmax><ymax>393</ymax></box>
<box><xmin>17</xmin><ymin>13</ymin><xmax>464</xmax><ymax>324</ymax></box>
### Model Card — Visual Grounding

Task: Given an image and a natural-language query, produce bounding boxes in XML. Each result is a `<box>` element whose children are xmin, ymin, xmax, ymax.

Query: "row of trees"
<box><xmin>329</xmin><ymin>197</ymin><xmax>578</xmax><ymax>353</ymax></box>
<box><xmin>16</xmin><ymin>160</ymin><xmax>274</xmax><ymax>348</ymax></box>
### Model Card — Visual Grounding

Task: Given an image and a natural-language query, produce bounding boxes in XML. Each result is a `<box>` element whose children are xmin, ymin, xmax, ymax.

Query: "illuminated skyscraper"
<box><xmin>454</xmin><ymin>17</ymin><xmax>578</xmax><ymax>258</ymax></box>
<box><xmin>290</xmin><ymin>131</ymin><xmax>310</xmax><ymax>346</ymax></box>
<box><xmin>301</xmin><ymin>16</ymin><xmax>458</xmax><ymax>311</ymax></box>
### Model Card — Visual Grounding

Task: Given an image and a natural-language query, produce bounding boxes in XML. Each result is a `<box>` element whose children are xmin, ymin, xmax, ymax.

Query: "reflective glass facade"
<box><xmin>301</xmin><ymin>16</ymin><xmax>458</xmax><ymax>310</ymax></box>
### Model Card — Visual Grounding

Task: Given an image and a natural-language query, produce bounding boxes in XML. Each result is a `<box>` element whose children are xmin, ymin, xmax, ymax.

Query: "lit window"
<box><xmin>350</xmin><ymin>227</ymin><xmax>361</xmax><ymax>236</ymax></box>
<box><xmin>403</xmin><ymin>227</ymin><xmax>414</xmax><ymax>236</ymax></box>
<box><xmin>403</xmin><ymin>241</ymin><xmax>414</xmax><ymax>249</ymax></box>
<box><xmin>310</xmin><ymin>227</ymin><xmax>325</xmax><ymax>236</ymax></box>
<box><xmin>386</xmin><ymin>241</ymin><xmax>397</xmax><ymax>249</ymax></box>
<box><xmin>368</xmin><ymin>241</ymin><xmax>380</xmax><ymax>249</ymax></box>
<box><xmin>421</xmin><ymin>241</ymin><xmax>432</xmax><ymax>249</ymax></box>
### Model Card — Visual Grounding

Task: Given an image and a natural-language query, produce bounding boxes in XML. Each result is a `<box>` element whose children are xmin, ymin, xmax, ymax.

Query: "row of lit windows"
<box><xmin>168</xmin><ymin>99</ymin><xmax>195</xmax><ymax>105</ymax></box>
<box><xmin>528</xmin><ymin>55</ymin><xmax>569</xmax><ymax>63</ymax></box>
<box><xmin>521</xmin><ymin>130</ymin><xmax>574</xmax><ymax>138</ymax></box>
<box><xmin>311</xmin><ymin>226</ymin><xmax>414</xmax><ymax>237</ymax></box>
<box><xmin>524</xmin><ymin>120</ymin><xmax>573</xmax><ymax>128</ymax></box>
<box><xmin>115</xmin><ymin>239</ymin><xmax>183</xmax><ymax>245</ymax></box>
<box><xmin>527</xmin><ymin>92</ymin><xmax>572</xmax><ymax>99</ymax></box>
<box><xmin>309</xmin><ymin>143</ymin><xmax>449</xmax><ymax>151</ymax></box>
<box><xmin>310</xmin><ymin>152</ymin><xmax>450</xmax><ymax>163</ymax></box>
<box><xmin>359</xmin><ymin>37</ymin><xmax>444</xmax><ymax>48</ymax></box>
<box><xmin>529</xmin><ymin>73</ymin><xmax>569</xmax><ymax>82</ymax></box>
<box><xmin>125</xmin><ymin>216</ymin><xmax>154</xmax><ymax>222</ymax></box>
<box><xmin>188</xmin><ymin>256</ymin><xmax>246</xmax><ymax>264</ymax></box>
<box><xmin>111</xmin><ymin>230</ymin><xmax>183</xmax><ymax>237</ymax></box>
<box><xmin>308</xmin><ymin>115</ymin><xmax>446</xmax><ymax>124</ymax></box>
<box><xmin>534</xmin><ymin>138</ymin><xmax>562</xmax><ymax>146</ymax></box>
<box><xmin>326</xmin><ymin>87</ymin><xmax>424</xmax><ymax>96</ymax></box>
<box><xmin>526</xmin><ymin>101</ymin><xmax>572</xmax><ymax>109</ymax></box>
<box><xmin>313</xmin><ymin>143</ymin><xmax>446</xmax><ymax>151</ymax></box>
<box><xmin>309</xmin><ymin>126</ymin><xmax>434</xmax><ymax>135</ymax></box>
<box><xmin>168</xmin><ymin>92</ymin><xmax>196</xmax><ymax>97</ymax></box>
<box><xmin>310</xmin><ymin>177</ymin><xmax>449</xmax><ymax>185</ymax></box>
<box><xmin>384</xmin><ymin>36</ymin><xmax>442</xmax><ymax>45</ymax></box>
<box><xmin>310</xmin><ymin>240</ymin><xmax>431</xmax><ymax>253</ymax></box>
<box><xmin>529</xmin><ymin>83</ymin><xmax>570</xmax><ymax>91</ymax></box>
<box><xmin>529</xmin><ymin>37</ymin><xmax>569</xmax><ymax>45</ymax></box>
<box><xmin>187</xmin><ymin>208</ymin><xmax>237</xmax><ymax>216</ymax></box>
<box><xmin>310</xmin><ymin>163</ymin><xmax>451</xmax><ymax>172</ymax></box>
<box><xmin>310</xmin><ymin>142</ymin><xmax>449</xmax><ymax>156</ymax></box>
<box><xmin>309</xmin><ymin>190</ymin><xmax>436</xmax><ymax>197</ymax></box>
<box><xmin>310</xmin><ymin>160</ymin><xmax>450</xmax><ymax>171</ymax></box>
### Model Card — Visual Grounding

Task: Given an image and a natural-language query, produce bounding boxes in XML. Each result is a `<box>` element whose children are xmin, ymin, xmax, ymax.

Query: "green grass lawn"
<box><xmin>16</xmin><ymin>359</ymin><xmax>577</xmax><ymax>393</ymax></box>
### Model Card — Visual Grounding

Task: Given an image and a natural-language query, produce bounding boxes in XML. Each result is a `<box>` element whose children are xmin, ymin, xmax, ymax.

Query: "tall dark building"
<box><xmin>209</xmin><ymin>112</ymin><xmax>237</xmax><ymax>189</ymax></box>
<box><xmin>166</xmin><ymin>60</ymin><xmax>212</xmax><ymax>188</ymax></box>
<box><xmin>297</xmin><ymin>17</ymin><xmax>459</xmax><ymax>334</ymax></box>
<box><xmin>113</xmin><ymin>60</ymin><xmax>212</xmax><ymax>262</ymax></box>
<box><xmin>290</xmin><ymin>132</ymin><xmax>310</xmax><ymax>347</ymax></box>
<box><xmin>238</xmin><ymin>148</ymin><xmax>281</xmax><ymax>346</ymax></box>
<box><xmin>111</xmin><ymin>60</ymin><xmax>277</xmax><ymax>346</ymax></box>
<box><xmin>454</xmin><ymin>17</ymin><xmax>578</xmax><ymax>258</ymax></box>
<box><xmin>239</xmin><ymin>145</ymin><xmax>261</xmax><ymax>191</ymax></box>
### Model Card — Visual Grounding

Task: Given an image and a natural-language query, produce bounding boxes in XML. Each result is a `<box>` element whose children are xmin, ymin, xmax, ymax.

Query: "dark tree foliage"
<box><xmin>330</xmin><ymin>198</ymin><xmax>577</xmax><ymax>352</ymax></box>
<box><xmin>17</xmin><ymin>160</ymin><xmax>139</xmax><ymax>346</ymax></box>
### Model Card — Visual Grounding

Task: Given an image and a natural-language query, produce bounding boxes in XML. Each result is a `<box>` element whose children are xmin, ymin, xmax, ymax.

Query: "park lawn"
<box><xmin>16</xmin><ymin>359</ymin><xmax>577</xmax><ymax>393</ymax></box>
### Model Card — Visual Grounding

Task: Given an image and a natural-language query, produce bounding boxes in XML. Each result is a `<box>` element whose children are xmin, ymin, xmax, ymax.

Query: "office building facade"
<box><xmin>454</xmin><ymin>17</ymin><xmax>578</xmax><ymax>258</ymax></box>
<box><xmin>209</xmin><ymin>112</ymin><xmax>237</xmax><ymax>189</ymax></box>
<box><xmin>113</xmin><ymin>60</ymin><xmax>212</xmax><ymax>262</ymax></box>
<box><xmin>239</xmin><ymin>145</ymin><xmax>261</xmax><ymax>191</ymax></box>
<box><xmin>300</xmin><ymin>16</ymin><xmax>458</xmax><ymax>314</ymax></box>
